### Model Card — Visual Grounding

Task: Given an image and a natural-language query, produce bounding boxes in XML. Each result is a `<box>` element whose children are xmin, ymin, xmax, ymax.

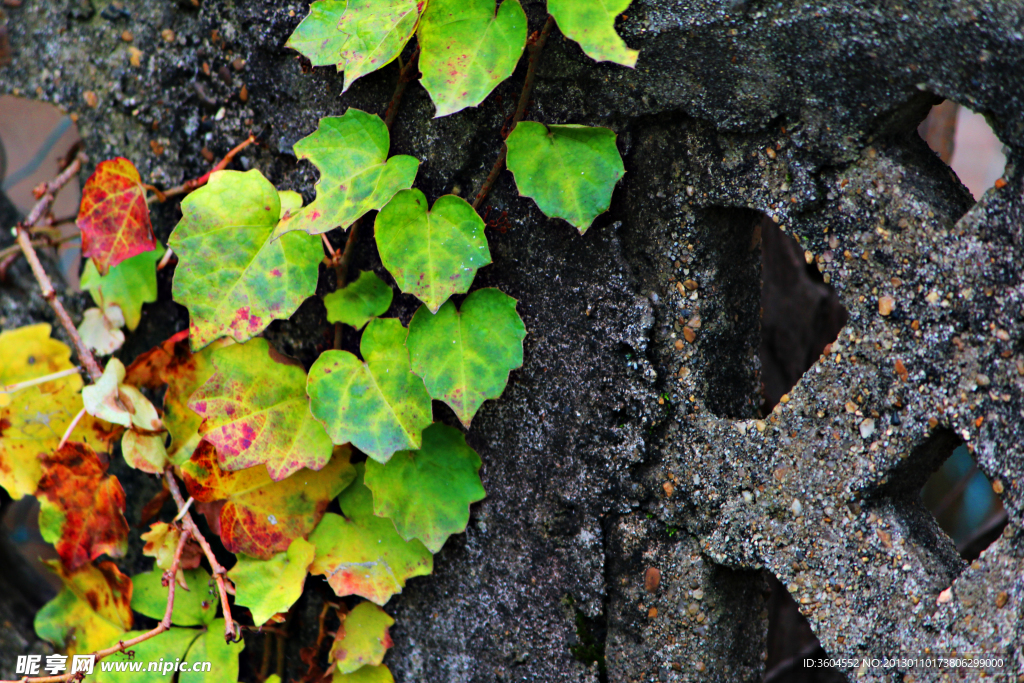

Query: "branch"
<box><xmin>383</xmin><ymin>44</ymin><xmax>420</xmax><ymax>132</ymax></box>
<box><xmin>13</xmin><ymin>155</ymin><xmax>104</xmax><ymax>383</ymax></box>
<box><xmin>150</xmin><ymin>135</ymin><xmax>256</xmax><ymax>203</ymax></box>
<box><xmin>473</xmin><ymin>15</ymin><xmax>555</xmax><ymax>211</ymax></box>
<box><xmin>164</xmin><ymin>469</ymin><xmax>239</xmax><ymax>643</ymax></box>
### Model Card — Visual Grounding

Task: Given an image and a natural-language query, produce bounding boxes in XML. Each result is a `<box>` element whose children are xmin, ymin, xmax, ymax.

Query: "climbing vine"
<box><xmin>0</xmin><ymin>1</ymin><xmax>635</xmax><ymax>681</ymax></box>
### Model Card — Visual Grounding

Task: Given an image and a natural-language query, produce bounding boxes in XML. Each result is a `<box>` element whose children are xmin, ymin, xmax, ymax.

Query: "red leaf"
<box><xmin>125</xmin><ymin>329</ymin><xmax>191</xmax><ymax>388</ymax></box>
<box><xmin>36</xmin><ymin>442</ymin><xmax>130</xmax><ymax>571</ymax></box>
<box><xmin>78</xmin><ymin>157</ymin><xmax>156</xmax><ymax>275</ymax></box>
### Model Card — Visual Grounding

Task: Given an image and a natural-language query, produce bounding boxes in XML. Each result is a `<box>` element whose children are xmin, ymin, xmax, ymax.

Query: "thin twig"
<box><xmin>150</xmin><ymin>135</ymin><xmax>256</xmax><ymax>203</ymax></box>
<box><xmin>0</xmin><ymin>233</ymin><xmax>80</xmax><ymax>265</ymax></box>
<box><xmin>156</xmin><ymin>247</ymin><xmax>175</xmax><ymax>271</ymax></box>
<box><xmin>0</xmin><ymin>367</ymin><xmax>81</xmax><ymax>395</ymax></box>
<box><xmin>473</xmin><ymin>15</ymin><xmax>555</xmax><ymax>211</ymax></box>
<box><xmin>383</xmin><ymin>44</ymin><xmax>420</xmax><ymax>132</ymax></box>
<box><xmin>165</xmin><ymin>469</ymin><xmax>238</xmax><ymax>642</ymax></box>
<box><xmin>57</xmin><ymin>407</ymin><xmax>87</xmax><ymax>450</ymax></box>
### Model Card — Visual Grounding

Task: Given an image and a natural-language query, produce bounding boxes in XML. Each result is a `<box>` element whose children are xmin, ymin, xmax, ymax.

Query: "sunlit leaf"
<box><xmin>183</xmin><ymin>442</ymin><xmax>356</xmax><ymax>559</ymax></box>
<box><xmin>81</xmin><ymin>244</ymin><xmax>164</xmax><ymax>331</ymax></box>
<box><xmin>82</xmin><ymin>358</ymin><xmax>163</xmax><ymax>431</ymax></box>
<box><xmin>78</xmin><ymin>157</ymin><xmax>156</xmax><ymax>275</ymax></box>
<box><xmin>93</xmin><ymin>628</ymin><xmax>199</xmax><ymax>683</ymax></box>
<box><xmin>126</xmin><ymin>331</ymin><xmax>233</xmax><ymax>465</ymax></box>
<box><xmin>35</xmin><ymin>560</ymin><xmax>133</xmax><ymax>656</ymax></box>
<box><xmin>418</xmin><ymin>0</ymin><xmax>527</xmax><ymax>117</ymax></box>
<box><xmin>333</xmin><ymin>665</ymin><xmax>394</xmax><ymax>683</ymax></box>
<box><xmin>189</xmin><ymin>338</ymin><xmax>333</xmax><ymax>481</ymax></box>
<box><xmin>131</xmin><ymin>567</ymin><xmax>218</xmax><ymax>627</ymax></box>
<box><xmin>78</xmin><ymin>304</ymin><xmax>126</xmax><ymax>356</ymax></box>
<box><xmin>309</xmin><ymin>466</ymin><xmax>432</xmax><ymax>605</ymax></box>
<box><xmin>141</xmin><ymin>521</ymin><xmax>202</xmax><ymax>581</ymax></box>
<box><xmin>364</xmin><ymin>424</ymin><xmax>484</xmax><ymax>553</ymax></box>
<box><xmin>274</xmin><ymin>110</ymin><xmax>418</xmax><ymax>238</ymax></box>
<box><xmin>324</xmin><ymin>270</ymin><xmax>393</xmax><ymax>330</ymax></box>
<box><xmin>0</xmin><ymin>325</ymin><xmax>117</xmax><ymax>498</ymax></box>
<box><xmin>505</xmin><ymin>122</ymin><xmax>625</xmax><ymax>233</ymax></box>
<box><xmin>308</xmin><ymin>318</ymin><xmax>432</xmax><ymax>463</ymax></box>
<box><xmin>374</xmin><ymin>189</ymin><xmax>490</xmax><ymax>313</ymax></box>
<box><xmin>168</xmin><ymin>170</ymin><xmax>322</xmax><ymax>350</ymax></box>
<box><xmin>287</xmin><ymin>0</ymin><xmax>424</xmax><ymax>92</ymax></box>
<box><xmin>330</xmin><ymin>602</ymin><xmax>394</xmax><ymax>674</ymax></box>
<box><xmin>122</xmin><ymin>430</ymin><xmax>169</xmax><ymax>474</ymax></box>
<box><xmin>36</xmin><ymin>442</ymin><xmax>129</xmax><ymax>570</ymax></box>
<box><xmin>179</xmin><ymin>619</ymin><xmax>245</xmax><ymax>683</ymax></box>
<box><xmin>548</xmin><ymin>0</ymin><xmax>638</xmax><ymax>67</ymax></box>
<box><xmin>407</xmin><ymin>288</ymin><xmax>525</xmax><ymax>426</ymax></box>
<box><xmin>228</xmin><ymin>538</ymin><xmax>315</xmax><ymax>626</ymax></box>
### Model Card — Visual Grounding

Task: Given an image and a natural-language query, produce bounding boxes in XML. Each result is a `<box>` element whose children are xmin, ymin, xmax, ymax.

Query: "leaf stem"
<box><xmin>383</xmin><ymin>44</ymin><xmax>420</xmax><ymax>132</ymax></box>
<box><xmin>473</xmin><ymin>15</ymin><xmax>555</xmax><ymax>211</ymax></box>
<box><xmin>0</xmin><ymin>367</ymin><xmax>82</xmax><ymax>395</ymax></box>
<box><xmin>149</xmin><ymin>134</ymin><xmax>256</xmax><ymax>203</ymax></box>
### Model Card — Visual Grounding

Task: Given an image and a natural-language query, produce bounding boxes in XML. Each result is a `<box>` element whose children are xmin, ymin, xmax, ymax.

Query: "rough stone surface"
<box><xmin>1</xmin><ymin>1</ymin><xmax>1023</xmax><ymax>682</ymax></box>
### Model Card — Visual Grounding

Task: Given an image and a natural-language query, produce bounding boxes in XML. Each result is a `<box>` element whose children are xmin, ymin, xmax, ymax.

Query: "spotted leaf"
<box><xmin>182</xmin><ymin>442</ymin><xmax>356</xmax><ymax>559</ymax></box>
<box><xmin>93</xmin><ymin>628</ymin><xmax>200</xmax><ymax>683</ymax></box>
<box><xmin>78</xmin><ymin>157</ymin><xmax>156</xmax><ymax>275</ymax></box>
<box><xmin>307</xmin><ymin>318</ymin><xmax>432</xmax><ymax>463</ymax></box>
<box><xmin>179</xmin><ymin>619</ymin><xmax>245</xmax><ymax>683</ymax></box>
<box><xmin>548</xmin><ymin>0</ymin><xmax>638</xmax><ymax>67</ymax></box>
<box><xmin>374</xmin><ymin>189</ymin><xmax>490</xmax><ymax>313</ymax></box>
<box><xmin>330</xmin><ymin>602</ymin><xmax>394</xmax><ymax>673</ymax></box>
<box><xmin>131</xmin><ymin>567</ymin><xmax>218</xmax><ymax>627</ymax></box>
<box><xmin>324</xmin><ymin>270</ymin><xmax>393</xmax><ymax>330</ymax></box>
<box><xmin>228</xmin><ymin>538</ymin><xmax>315</xmax><ymax>626</ymax></box>
<box><xmin>168</xmin><ymin>170</ymin><xmax>322</xmax><ymax>350</ymax></box>
<box><xmin>189</xmin><ymin>338</ymin><xmax>333</xmax><ymax>481</ymax></box>
<box><xmin>34</xmin><ymin>560</ymin><xmax>133</xmax><ymax>656</ymax></box>
<box><xmin>333</xmin><ymin>666</ymin><xmax>394</xmax><ymax>683</ymax></box>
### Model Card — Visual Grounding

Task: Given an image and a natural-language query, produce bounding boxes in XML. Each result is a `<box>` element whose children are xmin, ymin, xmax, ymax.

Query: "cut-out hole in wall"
<box><xmin>922</xmin><ymin>444</ymin><xmax>1006</xmax><ymax>561</ymax></box>
<box><xmin>918</xmin><ymin>101</ymin><xmax>1008</xmax><ymax>200</ymax></box>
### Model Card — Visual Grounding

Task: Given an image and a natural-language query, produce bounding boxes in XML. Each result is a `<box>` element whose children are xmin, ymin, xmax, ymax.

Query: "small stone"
<box><xmin>644</xmin><ymin>567</ymin><xmax>661</xmax><ymax>592</ymax></box>
<box><xmin>878</xmin><ymin>295</ymin><xmax>894</xmax><ymax>316</ymax></box>
<box><xmin>673</xmin><ymin>339</ymin><xmax>684</xmax><ymax>351</ymax></box>
<box><xmin>662</xmin><ymin>481</ymin><xmax>675</xmax><ymax>497</ymax></box>
<box><xmin>742</xmin><ymin>490</ymin><xmax>753</xmax><ymax>503</ymax></box>
<box><xmin>766</xmin><ymin>147</ymin><xmax>776</xmax><ymax>159</ymax></box>
<box><xmin>859</xmin><ymin>418</ymin><xmax>875</xmax><ymax>439</ymax></box>
<box><xmin>993</xmin><ymin>479</ymin><xmax>1004</xmax><ymax>495</ymax></box>
<box><xmin>894</xmin><ymin>359</ymin><xmax>908</xmax><ymax>382</ymax></box>
<box><xmin>845</xmin><ymin>401</ymin><xmax>858</xmax><ymax>413</ymax></box>
<box><xmin>695</xmin><ymin>662</ymin><xmax>706</xmax><ymax>673</ymax></box>
<box><xmin>150</xmin><ymin>139</ymin><xmax>164</xmax><ymax>156</ymax></box>
<box><xmin>128</xmin><ymin>46</ymin><xmax>143</xmax><ymax>66</ymax></box>
<box><xmin>926</xmin><ymin>291</ymin><xmax>940</xmax><ymax>304</ymax></box>
<box><xmin>994</xmin><ymin>178</ymin><xmax>1007</xmax><ymax>189</ymax></box>
<box><xmin>755</xmin><ymin>420</ymin><xmax>766</xmax><ymax>432</ymax></box>
<box><xmin>996</xmin><ymin>591</ymin><xmax>1009</xmax><ymax>608</ymax></box>
<box><xmin>692</xmin><ymin>589</ymin><xmax>703</xmax><ymax>600</ymax></box>
<box><xmin>83</xmin><ymin>90</ymin><xmax>98</xmax><ymax>107</ymax></box>
<box><xmin>200</xmin><ymin>146</ymin><xmax>215</xmax><ymax>163</ymax></box>
<box><xmin>239</xmin><ymin>84</ymin><xmax>248</xmax><ymax>102</ymax></box>
<box><xmin>161</xmin><ymin>28</ymin><xmax>176</xmax><ymax>43</ymax></box>
<box><xmin>647</xmin><ymin>606</ymin><xmax>658</xmax><ymax>619</ymax></box>
<box><xmin>677</xmin><ymin>366</ymin><xmax>690</xmax><ymax>379</ymax></box>
<box><xmin>687</xmin><ymin>315</ymin><xmax>701</xmax><ymax>329</ymax></box>
<box><xmin>682</xmin><ymin>279</ymin><xmax>698</xmax><ymax>291</ymax></box>
<box><xmin>996</xmin><ymin>329</ymin><xmax>1010</xmax><ymax>341</ymax></box>
<box><xmin>804</xmin><ymin>250</ymin><xmax>814</xmax><ymax>264</ymax></box>
<box><xmin>790</xmin><ymin>498</ymin><xmax>802</xmax><ymax>515</ymax></box>
<box><xmin>687</xmin><ymin>602</ymin><xmax>699</xmax><ymax>614</ymax></box>
<box><xmin>975</xmin><ymin>373</ymin><xmax>991</xmax><ymax>387</ymax></box>
<box><xmin>121</xmin><ymin>30</ymin><xmax>133</xmax><ymax>42</ymax></box>
<box><xmin>876</xmin><ymin>529</ymin><xmax>892</xmax><ymax>548</ymax></box>
<box><xmin>937</xmin><ymin>587</ymin><xmax>953</xmax><ymax>604</ymax></box>
<box><xmin>232</xmin><ymin>57</ymin><xmax>246</xmax><ymax>71</ymax></box>
<box><xmin>780</xmin><ymin>393</ymin><xmax>790</xmax><ymax>403</ymax></box>
<box><xmin>683</xmin><ymin>326</ymin><xmax>696</xmax><ymax>343</ymax></box>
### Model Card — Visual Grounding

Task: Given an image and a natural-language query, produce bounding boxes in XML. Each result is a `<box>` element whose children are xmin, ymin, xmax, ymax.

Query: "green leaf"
<box><xmin>308</xmin><ymin>318</ymin><xmax>432</xmax><ymax>463</ymax></box>
<box><xmin>375</xmin><ymin>189</ymin><xmax>490</xmax><ymax>313</ymax></box>
<box><xmin>275</xmin><ymin>111</ymin><xmax>419</xmax><ymax>238</ymax></box>
<box><xmin>333</xmin><ymin>666</ymin><xmax>394</xmax><ymax>683</ymax></box>
<box><xmin>81</xmin><ymin>244</ymin><xmax>164</xmax><ymax>331</ymax></box>
<box><xmin>309</xmin><ymin>466</ymin><xmax>432</xmax><ymax>605</ymax></box>
<box><xmin>131</xmin><ymin>567</ymin><xmax>218</xmax><ymax>626</ymax></box>
<box><xmin>228</xmin><ymin>538</ymin><xmax>316</xmax><ymax>626</ymax></box>
<box><xmin>505</xmin><ymin>122</ymin><xmax>625</xmax><ymax>233</ymax></box>
<box><xmin>364</xmin><ymin>424</ymin><xmax>484</xmax><ymax>552</ymax></box>
<box><xmin>407</xmin><ymin>288</ymin><xmax>525</xmax><ymax>426</ymax></box>
<box><xmin>331</xmin><ymin>602</ymin><xmax>394</xmax><ymax>673</ymax></box>
<box><xmin>325</xmin><ymin>270</ymin><xmax>394</xmax><ymax>330</ymax></box>
<box><xmin>93</xmin><ymin>628</ymin><xmax>200</xmax><ymax>683</ymax></box>
<box><xmin>121</xmin><ymin>430</ymin><xmax>169</xmax><ymax>474</ymax></box>
<box><xmin>35</xmin><ymin>560</ymin><xmax>133</xmax><ymax>656</ymax></box>
<box><xmin>189</xmin><ymin>338</ymin><xmax>334</xmax><ymax>481</ymax></box>
<box><xmin>168</xmin><ymin>170</ymin><xmax>322</xmax><ymax>350</ymax></box>
<box><xmin>287</xmin><ymin>0</ymin><xmax>423</xmax><ymax>92</ymax></box>
<box><xmin>180</xmin><ymin>619</ymin><xmax>245</xmax><ymax>683</ymax></box>
<box><xmin>418</xmin><ymin>0</ymin><xmax>527</xmax><ymax>117</ymax></box>
<box><xmin>548</xmin><ymin>0</ymin><xmax>639</xmax><ymax>67</ymax></box>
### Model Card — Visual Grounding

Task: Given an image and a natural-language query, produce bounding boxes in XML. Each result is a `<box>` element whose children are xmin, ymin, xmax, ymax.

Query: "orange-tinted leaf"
<box><xmin>36</xmin><ymin>442</ymin><xmax>130</xmax><ymax>570</ymax></box>
<box><xmin>78</xmin><ymin>157</ymin><xmax>156</xmax><ymax>275</ymax></box>
<box><xmin>182</xmin><ymin>442</ymin><xmax>356</xmax><ymax>559</ymax></box>
<box><xmin>141</xmin><ymin>521</ymin><xmax>202</xmax><ymax>574</ymax></box>
<box><xmin>34</xmin><ymin>560</ymin><xmax>133</xmax><ymax>656</ymax></box>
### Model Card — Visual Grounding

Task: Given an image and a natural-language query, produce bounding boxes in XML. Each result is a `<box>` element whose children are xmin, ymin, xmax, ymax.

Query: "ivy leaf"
<box><xmin>122</xmin><ymin>430</ymin><xmax>169</xmax><ymax>474</ymax></box>
<box><xmin>36</xmin><ymin>442</ymin><xmax>129</xmax><ymax>570</ymax></box>
<box><xmin>274</xmin><ymin>110</ymin><xmax>419</xmax><ymax>238</ymax></box>
<box><xmin>333</xmin><ymin>666</ymin><xmax>394</xmax><ymax>683</ymax></box>
<box><xmin>228</xmin><ymin>538</ymin><xmax>316</xmax><ymax>626</ymax></box>
<box><xmin>548</xmin><ymin>0</ymin><xmax>639</xmax><ymax>67</ymax></box>
<box><xmin>324</xmin><ymin>270</ymin><xmax>393</xmax><ymax>330</ymax></box>
<box><xmin>364</xmin><ymin>424</ymin><xmax>484</xmax><ymax>553</ymax></box>
<box><xmin>309</xmin><ymin>466</ymin><xmax>433</xmax><ymax>605</ymax></box>
<box><xmin>34</xmin><ymin>560</ymin><xmax>133</xmax><ymax>656</ymax></box>
<box><xmin>93</xmin><ymin>628</ymin><xmax>200</xmax><ymax>683</ymax></box>
<box><xmin>126</xmin><ymin>331</ymin><xmax>233</xmax><ymax>464</ymax></box>
<box><xmin>331</xmin><ymin>602</ymin><xmax>394</xmax><ymax>674</ymax></box>
<box><xmin>418</xmin><ymin>0</ymin><xmax>527</xmax><ymax>117</ymax></box>
<box><xmin>182</xmin><ymin>441</ymin><xmax>356</xmax><ymax>559</ymax></box>
<box><xmin>82</xmin><ymin>358</ymin><xmax>163</xmax><ymax>431</ymax></box>
<box><xmin>78</xmin><ymin>157</ymin><xmax>156</xmax><ymax>275</ymax></box>
<box><xmin>374</xmin><ymin>189</ymin><xmax>491</xmax><ymax>313</ymax></box>
<box><xmin>505</xmin><ymin>122</ymin><xmax>625</xmax><ymax>233</ymax></box>
<box><xmin>179</xmin><ymin>619</ymin><xmax>245</xmax><ymax>683</ymax></box>
<box><xmin>78</xmin><ymin>304</ymin><xmax>126</xmax><ymax>356</ymax></box>
<box><xmin>131</xmin><ymin>567</ymin><xmax>218</xmax><ymax>627</ymax></box>
<box><xmin>189</xmin><ymin>338</ymin><xmax>333</xmax><ymax>481</ymax></box>
<box><xmin>287</xmin><ymin>0</ymin><xmax>424</xmax><ymax>92</ymax></box>
<box><xmin>168</xmin><ymin>170</ymin><xmax>323</xmax><ymax>350</ymax></box>
<box><xmin>407</xmin><ymin>288</ymin><xmax>525</xmax><ymax>426</ymax></box>
<box><xmin>141</xmin><ymin>521</ymin><xmax>203</xmax><ymax>580</ymax></box>
<box><xmin>81</xmin><ymin>244</ymin><xmax>164</xmax><ymax>331</ymax></box>
<box><xmin>308</xmin><ymin>318</ymin><xmax>432</xmax><ymax>463</ymax></box>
